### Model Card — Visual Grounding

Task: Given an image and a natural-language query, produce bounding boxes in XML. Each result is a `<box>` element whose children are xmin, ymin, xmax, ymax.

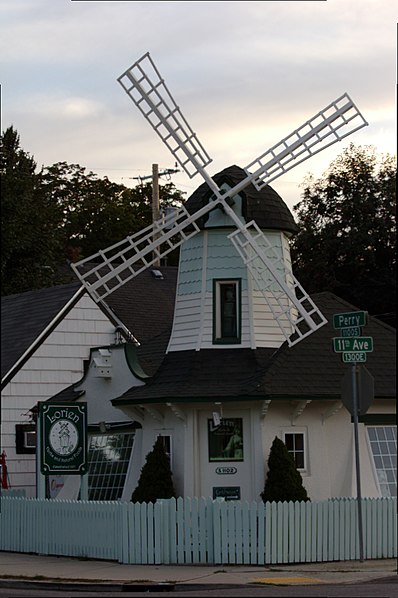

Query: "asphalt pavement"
<box><xmin>0</xmin><ymin>551</ymin><xmax>396</xmax><ymax>592</ymax></box>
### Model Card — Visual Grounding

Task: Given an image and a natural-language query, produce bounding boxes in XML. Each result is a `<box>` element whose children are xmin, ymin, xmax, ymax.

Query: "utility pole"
<box><xmin>129</xmin><ymin>164</ymin><xmax>180</xmax><ymax>268</ymax></box>
<box><xmin>152</xmin><ymin>163</ymin><xmax>160</xmax><ymax>267</ymax></box>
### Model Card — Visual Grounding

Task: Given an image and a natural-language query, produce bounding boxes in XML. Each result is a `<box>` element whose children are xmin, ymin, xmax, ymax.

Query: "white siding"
<box><xmin>167</xmin><ymin>293</ymin><xmax>202</xmax><ymax>352</ymax></box>
<box><xmin>252</xmin><ymin>291</ymin><xmax>293</xmax><ymax>348</ymax></box>
<box><xmin>168</xmin><ymin>229</ymin><xmax>297</xmax><ymax>352</ymax></box>
<box><xmin>1</xmin><ymin>294</ymin><xmax>116</xmax><ymax>497</ymax></box>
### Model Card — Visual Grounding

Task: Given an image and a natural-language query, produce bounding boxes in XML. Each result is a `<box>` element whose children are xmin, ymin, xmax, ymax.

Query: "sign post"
<box><xmin>333</xmin><ymin>310</ymin><xmax>373</xmax><ymax>563</ymax></box>
<box><xmin>351</xmin><ymin>364</ymin><xmax>364</xmax><ymax>563</ymax></box>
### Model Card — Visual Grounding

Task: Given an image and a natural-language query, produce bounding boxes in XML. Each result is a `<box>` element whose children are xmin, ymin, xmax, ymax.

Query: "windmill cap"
<box><xmin>184</xmin><ymin>165</ymin><xmax>298</xmax><ymax>235</ymax></box>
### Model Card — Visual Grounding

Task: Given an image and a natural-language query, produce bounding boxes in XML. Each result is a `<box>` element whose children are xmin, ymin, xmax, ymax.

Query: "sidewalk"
<box><xmin>0</xmin><ymin>551</ymin><xmax>396</xmax><ymax>590</ymax></box>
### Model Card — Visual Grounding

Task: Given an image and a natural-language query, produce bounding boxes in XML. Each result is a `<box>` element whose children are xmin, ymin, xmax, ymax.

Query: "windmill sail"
<box><xmin>72</xmin><ymin>52</ymin><xmax>368</xmax><ymax>345</ymax></box>
<box><xmin>118</xmin><ymin>52</ymin><xmax>216</xmax><ymax>191</ymax></box>
<box><xmin>228</xmin><ymin>221</ymin><xmax>328</xmax><ymax>346</ymax></box>
<box><xmin>244</xmin><ymin>93</ymin><xmax>368</xmax><ymax>190</ymax></box>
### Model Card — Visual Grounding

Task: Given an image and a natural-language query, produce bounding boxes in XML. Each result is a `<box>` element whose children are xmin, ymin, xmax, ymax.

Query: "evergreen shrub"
<box><xmin>131</xmin><ymin>436</ymin><xmax>176</xmax><ymax>503</ymax></box>
<box><xmin>261</xmin><ymin>436</ymin><xmax>310</xmax><ymax>502</ymax></box>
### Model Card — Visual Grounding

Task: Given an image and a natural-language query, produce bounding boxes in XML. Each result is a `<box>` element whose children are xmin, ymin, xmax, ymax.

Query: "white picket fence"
<box><xmin>0</xmin><ymin>496</ymin><xmax>396</xmax><ymax>564</ymax></box>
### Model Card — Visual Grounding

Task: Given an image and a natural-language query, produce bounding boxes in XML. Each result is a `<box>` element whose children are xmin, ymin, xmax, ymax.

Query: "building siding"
<box><xmin>168</xmin><ymin>229</ymin><xmax>296</xmax><ymax>352</ymax></box>
<box><xmin>1</xmin><ymin>294</ymin><xmax>116</xmax><ymax>497</ymax></box>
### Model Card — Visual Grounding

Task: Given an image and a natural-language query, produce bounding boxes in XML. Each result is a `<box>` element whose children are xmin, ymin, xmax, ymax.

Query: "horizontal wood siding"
<box><xmin>169</xmin><ymin>230</ymin><xmax>296</xmax><ymax>351</ymax></box>
<box><xmin>1</xmin><ymin>496</ymin><xmax>396</xmax><ymax>565</ymax></box>
<box><xmin>2</xmin><ymin>294</ymin><xmax>116</xmax><ymax>496</ymax></box>
<box><xmin>167</xmin><ymin>294</ymin><xmax>202</xmax><ymax>352</ymax></box>
<box><xmin>252</xmin><ymin>291</ymin><xmax>293</xmax><ymax>347</ymax></box>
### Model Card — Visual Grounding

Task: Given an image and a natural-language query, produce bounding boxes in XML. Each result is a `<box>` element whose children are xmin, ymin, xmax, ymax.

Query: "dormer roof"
<box><xmin>184</xmin><ymin>165</ymin><xmax>298</xmax><ymax>235</ymax></box>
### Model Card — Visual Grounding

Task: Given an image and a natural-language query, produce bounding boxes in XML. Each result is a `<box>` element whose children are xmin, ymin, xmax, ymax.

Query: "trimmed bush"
<box><xmin>131</xmin><ymin>436</ymin><xmax>176</xmax><ymax>503</ymax></box>
<box><xmin>261</xmin><ymin>436</ymin><xmax>309</xmax><ymax>502</ymax></box>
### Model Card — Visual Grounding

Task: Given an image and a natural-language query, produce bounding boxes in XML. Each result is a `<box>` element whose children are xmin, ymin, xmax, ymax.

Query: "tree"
<box><xmin>1</xmin><ymin>127</ymin><xmax>64</xmax><ymax>295</ymax></box>
<box><xmin>131</xmin><ymin>436</ymin><xmax>176</xmax><ymax>503</ymax></box>
<box><xmin>1</xmin><ymin>128</ymin><xmax>185</xmax><ymax>295</ymax></box>
<box><xmin>261</xmin><ymin>436</ymin><xmax>309</xmax><ymax>502</ymax></box>
<box><xmin>291</xmin><ymin>144</ymin><xmax>396</xmax><ymax>327</ymax></box>
<box><xmin>41</xmin><ymin>162</ymin><xmax>184</xmax><ymax>262</ymax></box>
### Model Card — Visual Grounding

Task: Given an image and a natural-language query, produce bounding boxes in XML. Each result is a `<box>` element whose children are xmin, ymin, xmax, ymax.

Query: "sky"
<box><xmin>1</xmin><ymin>0</ymin><xmax>396</xmax><ymax>214</ymax></box>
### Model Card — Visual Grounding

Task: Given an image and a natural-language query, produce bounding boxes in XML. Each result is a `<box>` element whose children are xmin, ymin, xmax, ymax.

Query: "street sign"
<box><xmin>333</xmin><ymin>311</ymin><xmax>367</xmax><ymax>329</ymax></box>
<box><xmin>341</xmin><ymin>326</ymin><xmax>362</xmax><ymax>338</ymax></box>
<box><xmin>333</xmin><ymin>336</ymin><xmax>373</xmax><ymax>353</ymax></box>
<box><xmin>39</xmin><ymin>402</ymin><xmax>87</xmax><ymax>475</ymax></box>
<box><xmin>342</xmin><ymin>352</ymin><xmax>367</xmax><ymax>363</ymax></box>
<box><xmin>341</xmin><ymin>365</ymin><xmax>374</xmax><ymax>416</ymax></box>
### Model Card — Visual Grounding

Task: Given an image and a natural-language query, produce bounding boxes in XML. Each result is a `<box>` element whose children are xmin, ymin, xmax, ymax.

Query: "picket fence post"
<box><xmin>0</xmin><ymin>496</ymin><xmax>396</xmax><ymax>564</ymax></box>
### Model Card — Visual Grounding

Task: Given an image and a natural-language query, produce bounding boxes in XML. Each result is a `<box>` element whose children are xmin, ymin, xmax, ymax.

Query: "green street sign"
<box><xmin>333</xmin><ymin>311</ymin><xmax>367</xmax><ymax>329</ymax></box>
<box><xmin>340</xmin><ymin>326</ymin><xmax>362</xmax><ymax>338</ymax></box>
<box><xmin>39</xmin><ymin>402</ymin><xmax>87</xmax><ymax>475</ymax></box>
<box><xmin>342</xmin><ymin>352</ymin><xmax>367</xmax><ymax>363</ymax></box>
<box><xmin>333</xmin><ymin>336</ymin><xmax>373</xmax><ymax>353</ymax></box>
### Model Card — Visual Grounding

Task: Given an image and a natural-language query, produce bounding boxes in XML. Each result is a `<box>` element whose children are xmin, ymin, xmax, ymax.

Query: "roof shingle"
<box><xmin>113</xmin><ymin>292</ymin><xmax>396</xmax><ymax>406</ymax></box>
<box><xmin>185</xmin><ymin>165</ymin><xmax>299</xmax><ymax>234</ymax></box>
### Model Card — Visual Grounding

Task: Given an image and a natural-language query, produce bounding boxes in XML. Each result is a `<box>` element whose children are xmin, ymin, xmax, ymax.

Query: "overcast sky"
<box><xmin>1</xmin><ymin>0</ymin><xmax>396</xmax><ymax>213</ymax></box>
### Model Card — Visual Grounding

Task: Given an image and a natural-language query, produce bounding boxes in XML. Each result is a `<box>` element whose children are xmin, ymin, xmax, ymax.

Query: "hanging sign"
<box><xmin>39</xmin><ymin>402</ymin><xmax>87</xmax><ymax>475</ymax></box>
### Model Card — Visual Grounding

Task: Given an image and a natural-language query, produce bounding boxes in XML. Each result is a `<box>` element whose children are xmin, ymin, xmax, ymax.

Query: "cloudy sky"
<box><xmin>1</xmin><ymin>0</ymin><xmax>396</xmax><ymax>212</ymax></box>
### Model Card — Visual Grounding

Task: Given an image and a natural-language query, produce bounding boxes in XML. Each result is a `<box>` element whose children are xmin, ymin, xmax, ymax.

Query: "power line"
<box><xmin>128</xmin><ymin>164</ymin><xmax>180</xmax><ymax>184</ymax></box>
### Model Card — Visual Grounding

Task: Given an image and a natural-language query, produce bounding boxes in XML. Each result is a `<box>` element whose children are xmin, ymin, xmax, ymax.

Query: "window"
<box><xmin>15</xmin><ymin>424</ymin><xmax>36</xmax><ymax>454</ymax></box>
<box><xmin>156</xmin><ymin>434</ymin><xmax>172</xmax><ymax>467</ymax></box>
<box><xmin>367</xmin><ymin>426</ymin><xmax>397</xmax><ymax>497</ymax></box>
<box><xmin>283</xmin><ymin>432</ymin><xmax>306</xmax><ymax>470</ymax></box>
<box><xmin>208</xmin><ymin>417</ymin><xmax>244</xmax><ymax>462</ymax></box>
<box><xmin>213</xmin><ymin>279</ymin><xmax>241</xmax><ymax>344</ymax></box>
<box><xmin>87</xmin><ymin>432</ymin><xmax>135</xmax><ymax>501</ymax></box>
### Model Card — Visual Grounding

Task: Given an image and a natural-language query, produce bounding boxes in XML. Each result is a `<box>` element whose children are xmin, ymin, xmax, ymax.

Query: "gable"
<box><xmin>1</xmin><ymin>283</ymin><xmax>83</xmax><ymax>385</ymax></box>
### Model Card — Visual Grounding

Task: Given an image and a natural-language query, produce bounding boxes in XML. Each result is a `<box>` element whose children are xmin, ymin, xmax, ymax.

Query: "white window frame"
<box><xmin>281</xmin><ymin>428</ymin><xmax>308</xmax><ymax>474</ymax></box>
<box><xmin>155</xmin><ymin>433</ymin><xmax>173</xmax><ymax>469</ymax></box>
<box><xmin>366</xmin><ymin>425</ymin><xmax>397</xmax><ymax>498</ymax></box>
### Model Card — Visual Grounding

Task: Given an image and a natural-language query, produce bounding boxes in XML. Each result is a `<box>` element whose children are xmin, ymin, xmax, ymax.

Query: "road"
<box><xmin>0</xmin><ymin>576</ymin><xmax>397</xmax><ymax>597</ymax></box>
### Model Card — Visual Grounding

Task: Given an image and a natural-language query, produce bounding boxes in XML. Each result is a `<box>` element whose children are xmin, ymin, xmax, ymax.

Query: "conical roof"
<box><xmin>184</xmin><ymin>165</ymin><xmax>298</xmax><ymax>234</ymax></box>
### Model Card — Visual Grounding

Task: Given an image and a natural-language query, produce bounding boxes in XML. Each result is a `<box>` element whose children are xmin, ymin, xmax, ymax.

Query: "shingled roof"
<box><xmin>113</xmin><ymin>292</ymin><xmax>395</xmax><ymax>406</ymax></box>
<box><xmin>1</xmin><ymin>282</ymin><xmax>83</xmax><ymax>385</ymax></box>
<box><xmin>105</xmin><ymin>266</ymin><xmax>177</xmax><ymax>360</ymax></box>
<box><xmin>1</xmin><ymin>266</ymin><xmax>178</xmax><ymax>386</ymax></box>
<box><xmin>185</xmin><ymin>165</ymin><xmax>299</xmax><ymax>235</ymax></box>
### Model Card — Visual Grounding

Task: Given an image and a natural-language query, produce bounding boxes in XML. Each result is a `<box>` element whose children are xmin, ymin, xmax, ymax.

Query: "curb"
<box><xmin>0</xmin><ymin>579</ymin><xmax>177</xmax><ymax>593</ymax></box>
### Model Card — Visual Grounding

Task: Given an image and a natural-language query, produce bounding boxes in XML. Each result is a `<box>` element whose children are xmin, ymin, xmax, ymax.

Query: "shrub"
<box><xmin>261</xmin><ymin>436</ymin><xmax>309</xmax><ymax>502</ymax></box>
<box><xmin>131</xmin><ymin>436</ymin><xmax>176</xmax><ymax>503</ymax></box>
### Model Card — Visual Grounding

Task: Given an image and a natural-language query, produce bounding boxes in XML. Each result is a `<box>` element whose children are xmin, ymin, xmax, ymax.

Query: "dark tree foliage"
<box><xmin>41</xmin><ymin>162</ymin><xmax>184</xmax><ymax>262</ymax></box>
<box><xmin>131</xmin><ymin>436</ymin><xmax>177</xmax><ymax>503</ymax></box>
<box><xmin>261</xmin><ymin>436</ymin><xmax>309</xmax><ymax>503</ymax></box>
<box><xmin>1</xmin><ymin>127</ymin><xmax>64</xmax><ymax>295</ymax></box>
<box><xmin>291</xmin><ymin>144</ymin><xmax>396</xmax><ymax>327</ymax></box>
<box><xmin>1</xmin><ymin>127</ymin><xmax>185</xmax><ymax>296</ymax></box>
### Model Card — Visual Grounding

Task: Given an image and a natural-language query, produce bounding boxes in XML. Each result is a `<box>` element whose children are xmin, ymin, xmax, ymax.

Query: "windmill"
<box><xmin>72</xmin><ymin>52</ymin><xmax>367</xmax><ymax>347</ymax></box>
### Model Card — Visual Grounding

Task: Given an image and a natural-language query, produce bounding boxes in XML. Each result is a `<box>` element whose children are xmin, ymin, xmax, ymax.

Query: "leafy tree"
<box><xmin>41</xmin><ymin>162</ymin><xmax>184</xmax><ymax>262</ymax></box>
<box><xmin>1</xmin><ymin>128</ymin><xmax>185</xmax><ymax>295</ymax></box>
<box><xmin>261</xmin><ymin>436</ymin><xmax>309</xmax><ymax>502</ymax></box>
<box><xmin>131</xmin><ymin>436</ymin><xmax>177</xmax><ymax>503</ymax></box>
<box><xmin>1</xmin><ymin>127</ymin><xmax>64</xmax><ymax>295</ymax></box>
<box><xmin>291</xmin><ymin>144</ymin><xmax>396</xmax><ymax>327</ymax></box>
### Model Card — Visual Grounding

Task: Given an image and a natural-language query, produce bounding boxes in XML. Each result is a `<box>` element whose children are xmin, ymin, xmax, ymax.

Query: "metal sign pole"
<box><xmin>36</xmin><ymin>406</ymin><xmax>46</xmax><ymax>499</ymax></box>
<box><xmin>352</xmin><ymin>363</ymin><xmax>365</xmax><ymax>562</ymax></box>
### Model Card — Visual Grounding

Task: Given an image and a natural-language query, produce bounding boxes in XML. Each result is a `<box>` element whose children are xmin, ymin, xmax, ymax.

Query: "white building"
<box><xmin>2</xmin><ymin>167</ymin><xmax>396</xmax><ymax>501</ymax></box>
